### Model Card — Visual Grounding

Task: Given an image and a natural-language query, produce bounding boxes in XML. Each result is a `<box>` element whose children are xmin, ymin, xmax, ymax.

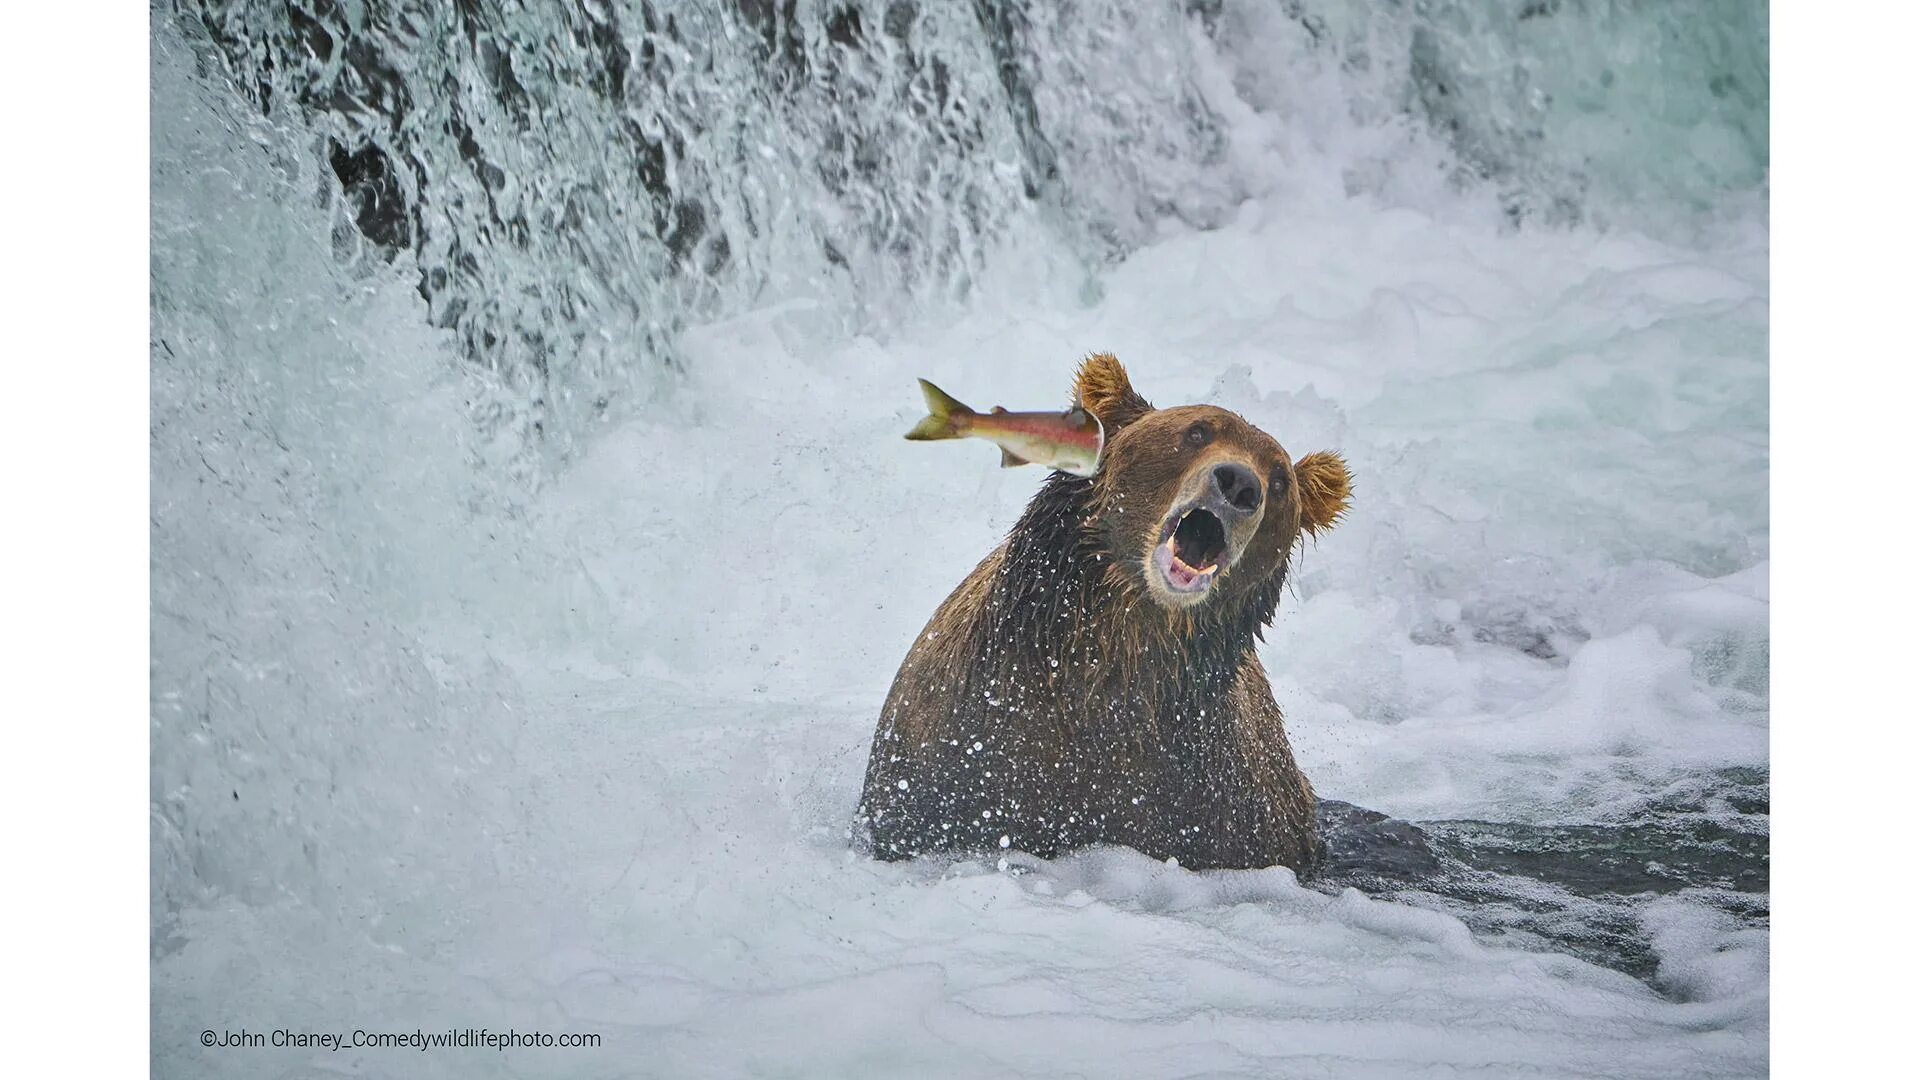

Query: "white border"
<box><xmin>3</xmin><ymin>5</ymin><xmax>149</xmax><ymax>1076</ymax></box>
<box><xmin>1774</xmin><ymin>0</ymin><xmax>1916</xmax><ymax>1073</ymax></box>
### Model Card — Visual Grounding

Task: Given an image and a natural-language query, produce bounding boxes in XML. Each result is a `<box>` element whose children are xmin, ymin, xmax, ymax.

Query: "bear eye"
<box><xmin>1270</xmin><ymin>467</ymin><xmax>1291</xmax><ymax>497</ymax></box>
<box><xmin>1183</xmin><ymin>422</ymin><xmax>1211</xmax><ymax>448</ymax></box>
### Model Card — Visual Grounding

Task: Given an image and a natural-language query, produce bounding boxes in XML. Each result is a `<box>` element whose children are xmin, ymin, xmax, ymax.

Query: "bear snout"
<box><xmin>1209</xmin><ymin>462</ymin><xmax>1263</xmax><ymax>520</ymax></box>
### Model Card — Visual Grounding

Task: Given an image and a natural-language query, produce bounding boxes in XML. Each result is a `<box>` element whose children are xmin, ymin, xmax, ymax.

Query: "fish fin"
<box><xmin>999</xmin><ymin>447</ymin><xmax>1030</xmax><ymax>468</ymax></box>
<box><xmin>904</xmin><ymin>378</ymin><xmax>973</xmax><ymax>441</ymax></box>
<box><xmin>990</xmin><ymin>405</ymin><xmax>1009</xmax><ymax>415</ymax></box>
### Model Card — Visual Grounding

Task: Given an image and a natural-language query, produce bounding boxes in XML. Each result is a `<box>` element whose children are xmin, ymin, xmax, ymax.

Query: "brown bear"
<box><xmin>856</xmin><ymin>353</ymin><xmax>1353</xmax><ymax>872</ymax></box>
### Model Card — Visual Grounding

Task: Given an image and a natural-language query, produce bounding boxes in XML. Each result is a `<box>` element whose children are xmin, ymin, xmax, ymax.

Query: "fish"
<box><xmin>903</xmin><ymin>378</ymin><xmax>1105</xmax><ymax>477</ymax></box>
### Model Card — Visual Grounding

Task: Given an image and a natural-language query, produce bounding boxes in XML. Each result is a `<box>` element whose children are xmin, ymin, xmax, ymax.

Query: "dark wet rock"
<box><xmin>1314</xmin><ymin>798</ymin><xmax>1445</xmax><ymax>886</ymax></box>
<box><xmin>1313</xmin><ymin>768</ymin><xmax>1769</xmax><ymax>989</ymax></box>
<box><xmin>327</xmin><ymin>139</ymin><xmax>410</xmax><ymax>254</ymax></box>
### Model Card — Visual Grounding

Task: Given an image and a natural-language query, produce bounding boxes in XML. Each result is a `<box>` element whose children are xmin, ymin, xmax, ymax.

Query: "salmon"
<box><xmin>904</xmin><ymin>379</ymin><xmax>1104</xmax><ymax>477</ymax></box>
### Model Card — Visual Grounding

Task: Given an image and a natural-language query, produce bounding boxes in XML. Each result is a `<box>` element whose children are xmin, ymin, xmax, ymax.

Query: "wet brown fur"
<box><xmin>856</xmin><ymin>354</ymin><xmax>1352</xmax><ymax>871</ymax></box>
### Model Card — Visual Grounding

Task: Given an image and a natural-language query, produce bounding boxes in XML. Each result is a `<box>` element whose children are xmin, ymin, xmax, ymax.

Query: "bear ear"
<box><xmin>1073</xmin><ymin>352</ymin><xmax>1154</xmax><ymax>432</ymax></box>
<box><xmin>1295</xmin><ymin>451</ymin><xmax>1352</xmax><ymax>536</ymax></box>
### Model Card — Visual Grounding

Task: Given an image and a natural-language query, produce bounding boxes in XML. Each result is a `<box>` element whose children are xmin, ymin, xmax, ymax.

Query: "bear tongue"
<box><xmin>1163</xmin><ymin>540</ymin><xmax>1219</xmax><ymax>589</ymax></box>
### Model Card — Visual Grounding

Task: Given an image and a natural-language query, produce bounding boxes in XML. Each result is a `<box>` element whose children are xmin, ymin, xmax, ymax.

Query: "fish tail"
<box><xmin>904</xmin><ymin>379</ymin><xmax>973</xmax><ymax>441</ymax></box>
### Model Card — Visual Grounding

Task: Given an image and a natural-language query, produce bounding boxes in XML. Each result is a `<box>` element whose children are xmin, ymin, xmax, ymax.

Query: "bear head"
<box><xmin>1074</xmin><ymin>352</ymin><xmax>1352</xmax><ymax>623</ymax></box>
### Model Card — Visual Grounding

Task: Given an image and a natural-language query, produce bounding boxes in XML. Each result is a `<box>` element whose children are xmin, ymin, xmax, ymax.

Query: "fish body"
<box><xmin>904</xmin><ymin>379</ymin><xmax>1105</xmax><ymax>476</ymax></box>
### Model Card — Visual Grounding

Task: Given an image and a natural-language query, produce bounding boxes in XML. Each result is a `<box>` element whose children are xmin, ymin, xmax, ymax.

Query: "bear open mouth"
<box><xmin>1152</xmin><ymin>506</ymin><xmax>1228</xmax><ymax>594</ymax></box>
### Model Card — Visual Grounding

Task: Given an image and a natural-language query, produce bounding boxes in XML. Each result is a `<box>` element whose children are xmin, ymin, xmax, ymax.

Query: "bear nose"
<box><xmin>1210</xmin><ymin>463</ymin><xmax>1263</xmax><ymax>517</ymax></box>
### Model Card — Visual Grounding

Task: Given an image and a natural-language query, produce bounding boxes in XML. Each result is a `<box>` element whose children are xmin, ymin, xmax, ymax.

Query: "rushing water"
<box><xmin>172</xmin><ymin>0</ymin><xmax>1765</xmax><ymax>474</ymax></box>
<box><xmin>153</xmin><ymin>2</ymin><xmax>1768</xmax><ymax>1075</ymax></box>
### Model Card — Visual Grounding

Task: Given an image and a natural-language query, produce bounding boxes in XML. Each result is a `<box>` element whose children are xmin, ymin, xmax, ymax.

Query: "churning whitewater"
<box><xmin>152</xmin><ymin>2</ymin><xmax>1767</xmax><ymax>1076</ymax></box>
